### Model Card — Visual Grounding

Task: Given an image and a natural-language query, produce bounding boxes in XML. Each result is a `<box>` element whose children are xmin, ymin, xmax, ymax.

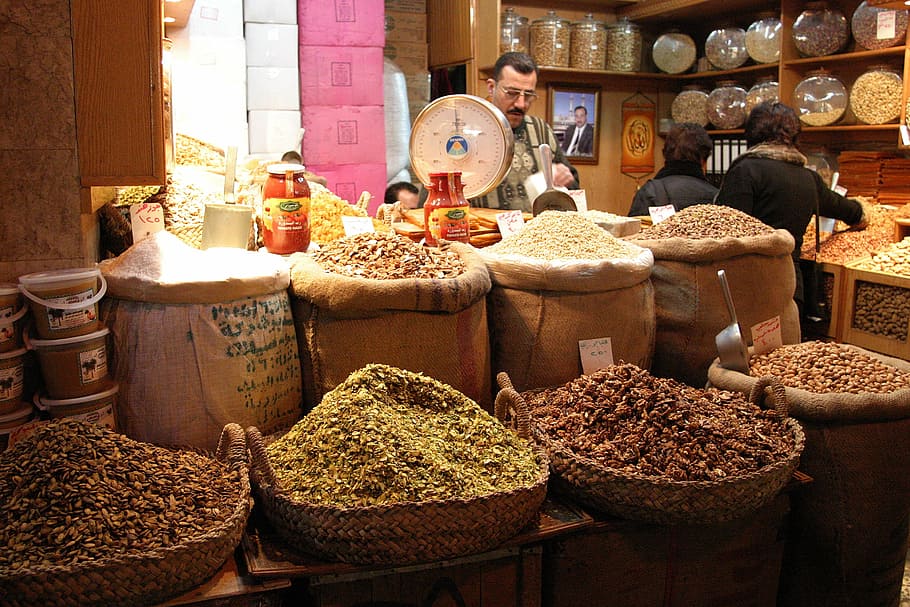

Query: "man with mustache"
<box><xmin>471</xmin><ymin>52</ymin><xmax>579</xmax><ymax>212</ymax></box>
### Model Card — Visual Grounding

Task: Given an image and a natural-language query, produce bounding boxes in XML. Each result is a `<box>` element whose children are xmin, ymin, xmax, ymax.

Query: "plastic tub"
<box><xmin>18</xmin><ymin>268</ymin><xmax>106</xmax><ymax>339</ymax></box>
<box><xmin>35</xmin><ymin>383</ymin><xmax>118</xmax><ymax>430</ymax></box>
<box><xmin>0</xmin><ymin>402</ymin><xmax>34</xmax><ymax>451</ymax></box>
<box><xmin>0</xmin><ymin>282</ymin><xmax>27</xmax><ymax>353</ymax></box>
<box><xmin>27</xmin><ymin>327</ymin><xmax>112</xmax><ymax>399</ymax></box>
<box><xmin>0</xmin><ymin>347</ymin><xmax>27</xmax><ymax>414</ymax></box>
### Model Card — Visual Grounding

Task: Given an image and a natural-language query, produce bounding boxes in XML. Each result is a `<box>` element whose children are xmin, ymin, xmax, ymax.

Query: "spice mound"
<box><xmin>486</xmin><ymin>210</ymin><xmax>642</xmax><ymax>260</ymax></box>
<box><xmin>639</xmin><ymin>204</ymin><xmax>774</xmax><ymax>239</ymax></box>
<box><xmin>525</xmin><ymin>363</ymin><xmax>796</xmax><ymax>482</ymax></box>
<box><xmin>749</xmin><ymin>340</ymin><xmax>910</xmax><ymax>394</ymax></box>
<box><xmin>0</xmin><ymin>419</ymin><xmax>245</xmax><ymax>572</ymax></box>
<box><xmin>266</xmin><ymin>364</ymin><xmax>541</xmax><ymax>508</ymax></box>
<box><xmin>313</xmin><ymin>231</ymin><xmax>466</xmax><ymax>279</ymax></box>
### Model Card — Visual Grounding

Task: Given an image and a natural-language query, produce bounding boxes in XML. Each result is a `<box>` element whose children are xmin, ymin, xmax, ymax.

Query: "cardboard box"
<box><xmin>298</xmin><ymin>46</ymin><xmax>384</xmax><ymax>107</ymax></box>
<box><xmin>243</xmin><ymin>0</ymin><xmax>297</xmax><ymax>24</ymax></box>
<box><xmin>245</xmin><ymin>23</ymin><xmax>299</xmax><ymax>67</ymax></box>
<box><xmin>384</xmin><ymin>41</ymin><xmax>427</xmax><ymax>73</ymax></box>
<box><xmin>384</xmin><ymin>10</ymin><xmax>426</xmax><ymax>41</ymax></box>
<box><xmin>298</xmin><ymin>0</ymin><xmax>385</xmax><ymax>47</ymax></box>
<box><xmin>186</xmin><ymin>0</ymin><xmax>244</xmax><ymax>38</ymax></box>
<box><xmin>247</xmin><ymin>67</ymin><xmax>299</xmax><ymax>111</ymax></box>
<box><xmin>305</xmin><ymin>162</ymin><xmax>387</xmax><ymax>216</ymax></box>
<box><xmin>384</xmin><ymin>0</ymin><xmax>426</xmax><ymax>13</ymax></box>
<box><xmin>248</xmin><ymin>110</ymin><xmax>302</xmax><ymax>154</ymax></box>
<box><xmin>301</xmin><ymin>105</ymin><xmax>385</xmax><ymax>166</ymax></box>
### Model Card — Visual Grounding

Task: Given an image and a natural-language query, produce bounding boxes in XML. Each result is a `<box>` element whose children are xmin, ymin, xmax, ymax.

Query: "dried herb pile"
<box><xmin>526</xmin><ymin>363</ymin><xmax>796</xmax><ymax>482</ymax></box>
<box><xmin>267</xmin><ymin>364</ymin><xmax>540</xmax><ymax>507</ymax></box>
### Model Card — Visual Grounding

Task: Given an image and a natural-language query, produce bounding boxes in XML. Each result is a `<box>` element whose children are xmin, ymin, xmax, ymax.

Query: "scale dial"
<box><xmin>409</xmin><ymin>94</ymin><xmax>514</xmax><ymax>199</ymax></box>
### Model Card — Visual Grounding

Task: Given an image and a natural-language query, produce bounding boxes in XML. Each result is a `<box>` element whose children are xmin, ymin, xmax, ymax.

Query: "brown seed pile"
<box><xmin>850</xmin><ymin>69</ymin><xmax>902</xmax><ymax>125</ymax></box>
<box><xmin>801</xmin><ymin>201</ymin><xmax>896</xmax><ymax>263</ymax></box>
<box><xmin>525</xmin><ymin>363</ymin><xmax>796</xmax><ymax>482</ymax></box>
<box><xmin>749</xmin><ymin>340</ymin><xmax>910</xmax><ymax>393</ymax></box>
<box><xmin>0</xmin><ymin>419</ymin><xmax>244</xmax><ymax>572</ymax></box>
<box><xmin>851</xmin><ymin>281</ymin><xmax>910</xmax><ymax>340</ymax></box>
<box><xmin>671</xmin><ymin>88</ymin><xmax>709</xmax><ymax>127</ymax></box>
<box><xmin>638</xmin><ymin>204</ymin><xmax>774</xmax><ymax>239</ymax></box>
<box><xmin>313</xmin><ymin>231</ymin><xmax>466</xmax><ymax>279</ymax></box>
<box><xmin>486</xmin><ymin>211</ymin><xmax>643</xmax><ymax>260</ymax></box>
<box><xmin>267</xmin><ymin>364</ymin><xmax>541</xmax><ymax>507</ymax></box>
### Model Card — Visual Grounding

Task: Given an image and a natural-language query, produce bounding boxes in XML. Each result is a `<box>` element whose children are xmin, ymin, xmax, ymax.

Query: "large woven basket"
<box><xmin>0</xmin><ymin>423</ymin><xmax>251</xmax><ymax>607</ymax></box>
<box><xmin>246</xmin><ymin>408</ymin><xmax>549</xmax><ymax>566</ymax></box>
<box><xmin>496</xmin><ymin>373</ymin><xmax>805</xmax><ymax>525</ymax></box>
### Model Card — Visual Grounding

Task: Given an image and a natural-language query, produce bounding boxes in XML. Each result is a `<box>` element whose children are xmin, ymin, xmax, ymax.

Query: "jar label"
<box><xmin>262</xmin><ymin>196</ymin><xmax>311</xmax><ymax>254</ymax></box>
<box><xmin>428</xmin><ymin>205</ymin><xmax>470</xmax><ymax>243</ymax></box>
<box><xmin>0</xmin><ymin>363</ymin><xmax>24</xmax><ymax>401</ymax></box>
<box><xmin>78</xmin><ymin>345</ymin><xmax>108</xmax><ymax>385</ymax></box>
<box><xmin>45</xmin><ymin>289</ymin><xmax>98</xmax><ymax>331</ymax></box>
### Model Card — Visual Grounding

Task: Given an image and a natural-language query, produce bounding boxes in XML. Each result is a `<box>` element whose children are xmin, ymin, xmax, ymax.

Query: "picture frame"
<box><xmin>548</xmin><ymin>84</ymin><xmax>600</xmax><ymax>164</ymax></box>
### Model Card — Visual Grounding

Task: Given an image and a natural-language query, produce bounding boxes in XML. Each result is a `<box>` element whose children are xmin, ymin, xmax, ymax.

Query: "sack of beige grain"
<box><xmin>479</xmin><ymin>212</ymin><xmax>655</xmax><ymax>393</ymax></box>
<box><xmin>99</xmin><ymin>231</ymin><xmax>302</xmax><ymax>451</ymax></box>
<box><xmin>631</xmin><ymin>204</ymin><xmax>801</xmax><ymax>388</ymax></box>
<box><xmin>708</xmin><ymin>341</ymin><xmax>910</xmax><ymax>607</ymax></box>
<box><xmin>290</xmin><ymin>233</ymin><xmax>493</xmax><ymax>411</ymax></box>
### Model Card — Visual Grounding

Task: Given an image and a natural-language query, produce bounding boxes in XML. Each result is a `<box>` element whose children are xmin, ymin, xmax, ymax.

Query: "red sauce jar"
<box><xmin>262</xmin><ymin>163</ymin><xmax>311</xmax><ymax>254</ymax></box>
<box><xmin>423</xmin><ymin>172</ymin><xmax>470</xmax><ymax>247</ymax></box>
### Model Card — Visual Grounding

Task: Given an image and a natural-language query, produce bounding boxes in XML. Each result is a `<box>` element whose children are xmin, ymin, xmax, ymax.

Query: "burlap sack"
<box><xmin>100</xmin><ymin>232</ymin><xmax>302</xmax><ymax>450</ymax></box>
<box><xmin>290</xmin><ymin>242</ymin><xmax>493</xmax><ymax>411</ymax></box>
<box><xmin>708</xmin><ymin>348</ymin><xmax>910</xmax><ymax>607</ymax></box>
<box><xmin>632</xmin><ymin>229</ymin><xmax>800</xmax><ymax>388</ymax></box>
<box><xmin>481</xmin><ymin>245</ymin><xmax>655</xmax><ymax>393</ymax></box>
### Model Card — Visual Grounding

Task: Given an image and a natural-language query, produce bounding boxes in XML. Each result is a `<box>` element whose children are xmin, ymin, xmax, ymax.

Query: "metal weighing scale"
<box><xmin>409</xmin><ymin>94</ymin><xmax>514</xmax><ymax>200</ymax></box>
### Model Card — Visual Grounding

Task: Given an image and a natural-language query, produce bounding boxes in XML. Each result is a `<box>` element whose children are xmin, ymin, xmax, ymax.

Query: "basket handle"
<box><xmin>748</xmin><ymin>375</ymin><xmax>790</xmax><ymax>417</ymax></box>
<box><xmin>245</xmin><ymin>425</ymin><xmax>280</xmax><ymax>489</ymax></box>
<box><xmin>216</xmin><ymin>422</ymin><xmax>247</xmax><ymax>470</ymax></box>
<box><xmin>494</xmin><ymin>371</ymin><xmax>531</xmax><ymax>440</ymax></box>
<box><xmin>20</xmin><ymin>273</ymin><xmax>107</xmax><ymax>311</ymax></box>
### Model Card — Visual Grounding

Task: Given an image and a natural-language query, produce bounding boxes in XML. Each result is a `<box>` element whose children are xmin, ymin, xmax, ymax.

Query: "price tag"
<box><xmin>750</xmin><ymin>316</ymin><xmax>782</xmax><ymax>356</ymax></box>
<box><xmin>130</xmin><ymin>202</ymin><xmax>165</xmax><ymax>242</ymax></box>
<box><xmin>579</xmin><ymin>337</ymin><xmax>614</xmax><ymax>375</ymax></box>
<box><xmin>833</xmin><ymin>185</ymin><xmax>847</xmax><ymax>197</ymax></box>
<box><xmin>648</xmin><ymin>204</ymin><xmax>675</xmax><ymax>224</ymax></box>
<box><xmin>877</xmin><ymin>10</ymin><xmax>896</xmax><ymax>40</ymax></box>
<box><xmin>496</xmin><ymin>210</ymin><xmax>525</xmax><ymax>238</ymax></box>
<box><xmin>341</xmin><ymin>215</ymin><xmax>375</xmax><ymax>236</ymax></box>
<box><xmin>568</xmin><ymin>189</ymin><xmax>588</xmax><ymax>213</ymax></box>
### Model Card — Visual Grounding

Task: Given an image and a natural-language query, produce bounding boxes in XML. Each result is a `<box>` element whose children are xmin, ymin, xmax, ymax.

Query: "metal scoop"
<box><xmin>531</xmin><ymin>143</ymin><xmax>577</xmax><ymax>216</ymax></box>
<box><xmin>715</xmin><ymin>269</ymin><xmax>750</xmax><ymax>374</ymax></box>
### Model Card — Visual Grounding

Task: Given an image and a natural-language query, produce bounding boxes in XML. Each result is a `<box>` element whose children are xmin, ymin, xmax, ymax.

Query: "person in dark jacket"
<box><xmin>714</xmin><ymin>101</ymin><xmax>868</xmax><ymax>316</ymax></box>
<box><xmin>628</xmin><ymin>122</ymin><xmax>718</xmax><ymax>217</ymax></box>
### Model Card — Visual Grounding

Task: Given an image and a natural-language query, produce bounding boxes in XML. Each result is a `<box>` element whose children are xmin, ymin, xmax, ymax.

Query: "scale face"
<box><xmin>409</xmin><ymin>94</ymin><xmax>514</xmax><ymax>200</ymax></box>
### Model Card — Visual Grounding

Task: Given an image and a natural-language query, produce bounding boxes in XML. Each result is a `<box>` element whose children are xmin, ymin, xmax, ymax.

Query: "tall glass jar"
<box><xmin>707</xmin><ymin>80</ymin><xmax>747</xmax><ymax>130</ymax></box>
<box><xmin>745</xmin><ymin>76</ymin><xmax>780</xmax><ymax>115</ymax></box>
<box><xmin>793</xmin><ymin>69</ymin><xmax>847</xmax><ymax>126</ymax></box>
<box><xmin>652</xmin><ymin>29</ymin><xmax>697</xmax><ymax>74</ymax></box>
<box><xmin>605</xmin><ymin>17</ymin><xmax>642</xmax><ymax>72</ymax></box>
<box><xmin>745</xmin><ymin>13</ymin><xmax>782</xmax><ymax>64</ymax></box>
<box><xmin>850</xmin><ymin>64</ymin><xmax>903</xmax><ymax>124</ymax></box>
<box><xmin>671</xmin><ymin>84</ymin><xmax>710</xmax><ymax>127</ymax></box>
<box><xmin>705</xmin><ymin>25</ymin><xmax>749</xmax><ymax>70</ymax></box>
<box><xmin>262</xmin><ymin>163</ymin><xmax>311</xmax><ymax>254</ymax></box>
<box><xmin>792</xmin><ymin>1</ymin><xmax>848</xmax><ymax>57</ymax></box>
<box><xmin>530</xmin><ymin>10</ymin><xmax>570</xmax><ymax>67</ymax></box>
<box><xmin>851</xmin><ymin>1</ymin><xmax>909</xmax><ymax>50</ymax></box>
<box><xmin>424</xmin><ymin>172</ymin><xmax>470</xmax><ymax>246</ymax></box>
<box><xmin>570</xmin><ymin>14</ymin><xmax>606</xmax><ymax>69</ymax></box>
<box><xmin>499</xmin><ymin>7</ymin><xmax>530</xmax><ymax>55</ymax></box>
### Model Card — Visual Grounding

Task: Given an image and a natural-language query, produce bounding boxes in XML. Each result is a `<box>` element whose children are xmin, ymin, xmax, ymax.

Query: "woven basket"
<box><xmin>246</xmin><ymin>406</ymin><xmax>549</xmax><ymax>566</ymax></box>
<box><xmin>496</xmin><ymin>373</ymin><xmax>805</xmax><ymax>525</ymax></box>
<box><xmin>0</xmin><ymin>424</ymin><xmax>251</xmax><ymax>607</ymax></box>
<box><xmin>168</xmin><ymin>222</ymin><xmax>204</xmax><ymax>249</ymax></box>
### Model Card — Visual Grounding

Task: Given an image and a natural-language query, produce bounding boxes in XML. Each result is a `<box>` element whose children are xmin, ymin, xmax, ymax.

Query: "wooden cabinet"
<box><xmin>72</xmin><ymin>0</ymin><xmax>167</xmax><ymax>186</ymax></box>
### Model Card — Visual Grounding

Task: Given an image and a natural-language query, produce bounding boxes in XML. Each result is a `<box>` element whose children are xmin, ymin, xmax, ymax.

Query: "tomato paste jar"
<box><xmin>262</xmin><ymin>163</ymin><xmax>311</xmax><ymax>254</ymax></box>
<box><xmin>423</xmin><ymin>172</ymin><xmax>470</xmax><ymax>246</ymax></box>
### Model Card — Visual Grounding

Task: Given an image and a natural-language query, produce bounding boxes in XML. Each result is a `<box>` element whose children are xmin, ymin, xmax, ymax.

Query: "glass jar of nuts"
<box><xmin>793</xmin><ymin>69</ymin><xmax>847</xmax><ymax>126</ymax></box>
<box><xmin>605</xmin><ymin>17</ymin><xmax>642</xmax><ymax>72</ymax></box>
<box><xmin>745</xmin><ymin>13</ymin><xmax>782</xmax><ymax>64</ymax></box>
<box><xmin>745</xmin><ymin>76</ymin><xmax>780</xmax><ymax>115</ymax></box>
<box><xmin>851</xmin><ymin>1</ymin><xmax>909</xmax><ymax>50</ymax></box>
<box><xmin>671</xmin><ymin>84</ymin><xmax>710</xmax><ymax>127</ymax></box>
<box><xmin>652</xmin><ymin>29</ymin><xmax>697</xmax><ymax>74</ymax></box>
<box><xmin>707</xmin><ymin>80</ymin><xmax>748</xmax><ymax>130</ymax></box>
<box><xmin>570</xmin><ymin>13</ymin><xmax>606</xmax><ymax>70</ymax></box>
<box><xmin>499</xmin><ymin>7</ymin><xmax>530</xmax><ymax>55</ymax></box>
<box><xmin>705</xmin><ymin>25</ymin><xmax>749</xmax><ymax>70</ymax></box>
<box><xmin>792</xmin><ymin>1</ymin><xmax>848</xmax><ymax>57</ymax></box>
<box><xmin>850</xmin><ymin>64</ymin><xmax>903</xmax><ymax>125</ymax></box>
<box><xmin>530</xmin><ymin>10</ymin><xmax>571</xmax><ymax>67</ymax></box>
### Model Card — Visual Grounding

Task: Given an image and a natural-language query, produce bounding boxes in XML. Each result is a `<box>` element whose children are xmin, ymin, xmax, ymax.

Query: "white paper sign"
<box><xmin>496</xmin><ymin>210</ymin><xmax>525</xmax><ymax>238</ymax></box>
<box><xmin>341</xmin><ymin>215</ymin><xmax>375</xmax><ymax>236</ymax></box>
<box><xmin>130</xmin><ymin>202</ymin><xmax>165</xmax><ymax>242</ymax></box>
<box><xmin>648</xmin><ymin>204</ymin><xmax>676</xmax><ymax>224</ymax></box>
<box><xmin>579</xmin><ymin>337</ymin><xmax>614</xmax><ymax>375</ymax></box>
<box><xmin>751</xmin><ymin>316</ymin><xmax>782</xmax><ymax>355</ymax></box>
<box><xmin>877</xmin><ymin>11</ymin><xmax>896</xmax><ymax>40</ymax></box>
<box><xmin>568</xmin><ymin>189</ymin><xmax>588</xmax><ymax>213</ymax></box>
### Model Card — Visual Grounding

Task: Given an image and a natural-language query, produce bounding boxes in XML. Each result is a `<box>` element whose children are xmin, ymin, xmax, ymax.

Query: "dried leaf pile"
<box><xmin>267</xmin><ymin>364</ymin><xmax>541</xmax><ymax>508</ymax></box>
<box><xmin>639</xmin><ymin>204</ymin><xmax>774</xmax><ymax>239</ymax></box>
<box><xmin>0</xmin><ymin>420</ymin><xmax>244</xmax><ymax>572</ymax></box>
<box><xmin>313</xmin><ymin>231</ymin><xmax>466</xmax><ymax>279</ymax></box>
<box><xmin>525</xmin><ymin>363</ymin><xmax>796</xmax><ymax>482</ymax></box>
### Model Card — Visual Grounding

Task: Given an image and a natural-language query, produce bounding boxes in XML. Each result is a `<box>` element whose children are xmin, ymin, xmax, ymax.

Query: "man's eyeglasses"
<box><xmin>497</xmin><ymin>85</ymin><xmax>539</xmax><ymax>102</ymax></box>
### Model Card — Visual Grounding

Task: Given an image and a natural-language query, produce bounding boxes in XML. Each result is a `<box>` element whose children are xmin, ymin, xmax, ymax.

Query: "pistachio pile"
<box><xmin>638</xmin><ymin>204</ymin><xmax>774</xmax><ymax>239</ymax></box>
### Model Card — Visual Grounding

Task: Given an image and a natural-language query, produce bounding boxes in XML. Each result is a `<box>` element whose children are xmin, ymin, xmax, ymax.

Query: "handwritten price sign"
<box><xmin>750</xmin><ymin>315</ymin><xmax>782</xmax><ymax>355</ymax></box>
<box><xmin>579</xmin><ymin>337</ymin><xmax>614</xmax><ymax>375</ymax></box>
<box><xmin>496</xmin><ymin>210</ymin><xmax>525</xmax><ymax>238</ymax></box>
<box><xmin>648</xmin><ymin>204</ymin><xmax>675</xmax><ymax>225</ymax></box>
<box><xmin>341</xmin><ymin>215</ymin><xmax>375</xmax><ymax>236</ymax></box>
<box><xmin>130</xmin><ymin>202</ymin><xmax>164</xmax><ymax>242</ymax></box>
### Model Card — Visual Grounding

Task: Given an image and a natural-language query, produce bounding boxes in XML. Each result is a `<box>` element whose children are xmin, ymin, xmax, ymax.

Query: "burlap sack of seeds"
<box><xmin>632</xmin><ymin>228</ymin><xmax>800</xmax><ymax>388</ymax></box>
<box><xmin>708</xmin><ymin>346</ymin><xmax>910</xmax><ymax>607</ymax></box>
<box><xmin>100</xmin><ymin>232</ymin><xmax>302</xmax><ymax>450</ymax></box>
<box><xmin>290</xmin><ymin>241</ymin><xmax>493</xmax><ymax>412</ymax></box>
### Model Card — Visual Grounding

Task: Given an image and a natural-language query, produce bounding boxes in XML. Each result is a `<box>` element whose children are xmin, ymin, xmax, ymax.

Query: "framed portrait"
<box><xmin>548</xmin><ymin>84</ymin><xmax>600</xmax><ymax>164</ymax></box>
